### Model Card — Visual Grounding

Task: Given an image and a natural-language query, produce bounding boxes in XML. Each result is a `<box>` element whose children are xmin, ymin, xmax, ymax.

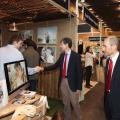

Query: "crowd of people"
<box><xmin>0</xmin><ymin>34</ymin><xmax>120</xmax><ymax>120</ymax></box>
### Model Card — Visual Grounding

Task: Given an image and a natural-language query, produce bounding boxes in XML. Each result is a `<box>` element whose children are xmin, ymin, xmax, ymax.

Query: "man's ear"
<box><xmin>112</xmin><ymin>45</ymin><xmax>117</xmax><ymax>51</ymax></box>
<box><xmin>66</xmin><ymin>43</ymin><xmax>68</xmax><ymax>47</ymax></box>
<box><xmin>12</xmin><ymin>41</ymin><xmax>17</xmax><ymax>46</ymax></box>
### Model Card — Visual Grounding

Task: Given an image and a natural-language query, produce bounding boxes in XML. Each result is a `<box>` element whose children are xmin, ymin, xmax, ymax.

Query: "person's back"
<box><xmin>0</xmin><ymin>45</ymin><xmax>24</xmax><ymax>80</ymax></box>
<box><xmin>22</xmin><ymin>40</ymin><xmax>39</xmax><ymax>91</ymax></box>
<box><xmin>22</xmin><ymin>46</ymin><xmax>40</xmax><ymax>78</ymax></box>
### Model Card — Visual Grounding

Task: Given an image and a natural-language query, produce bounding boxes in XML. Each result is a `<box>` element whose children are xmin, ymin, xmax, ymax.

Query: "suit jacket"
<box><xmin>44</xmin><ymin>50</ymin><xmax>83</xmax><ymax>92</ymax></box>
<box><xmin>105</xmin><ymin>53</ymin><xmax>120</xmax><ymax>112</ymax></box>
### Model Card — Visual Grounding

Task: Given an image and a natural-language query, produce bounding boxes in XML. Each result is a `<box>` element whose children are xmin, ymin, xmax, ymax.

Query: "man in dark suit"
<box><xmin>102</xmin><ymin>36</ymin><xmax>120</xmax><ymax>120</ymax></box>
<box><xmin>40</xmin><ymin>37</ymin><xmax>83</xmax><ymax>120</ymax></box>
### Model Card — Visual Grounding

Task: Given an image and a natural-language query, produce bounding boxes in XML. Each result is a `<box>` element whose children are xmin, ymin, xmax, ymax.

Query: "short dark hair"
<box><xmin>24</xmin><ymin>39</ymin><xmax>38</xmax><ymax>52</ymax></box>
<box><xmin>60</xmin><ymin>37</ymin><xmax>72</xmax><ymax>48</ymax></box>
<box><xmin>85</xmin><ymin>46</ymin><xmax>91</xmax><ymax>53</ymax></box>
<box><xmin>9</xmin><ymin>35</ymin><xmax>23</xmax><ymax>44</ymax></box>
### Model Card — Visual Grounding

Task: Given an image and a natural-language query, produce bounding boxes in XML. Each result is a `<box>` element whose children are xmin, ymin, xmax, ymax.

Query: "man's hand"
<box><xmin>35</xmin><ymin>66</ymin><xmax>44</xmax><ymax>72</ymax></box>
<box><xmin>76</xmin><ymin>90</ymin><xmax>81</xmax><ymax>95</ymax></box>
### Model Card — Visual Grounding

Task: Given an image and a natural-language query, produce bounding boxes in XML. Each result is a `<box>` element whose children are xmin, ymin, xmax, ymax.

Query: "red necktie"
<box><xmin>62</xmin><ymin>54</ymin><xmax>68</xmax><ymax>78</ymax></box>
<box><xmin>105</xmin><ymin>59</ymin><xmax>113</xmax><ymax>92</ymax></box>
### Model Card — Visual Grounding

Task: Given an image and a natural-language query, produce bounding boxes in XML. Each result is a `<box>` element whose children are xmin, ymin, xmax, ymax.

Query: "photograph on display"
<box><xmin>38</xmin><ymin>46</ymin><xmax>56</xmax><ymax>63</ymax></box>
<box><xmin>4</xmin><ymin>60</ymin><xmax>29</xmax><ymax>94</ymax></box>
<box><xmin>18</xmin><ymin>30</ymin><xmax>33</xmax><ymax>40</ymax></box>
<box><xmin>0</xmin><ymin>39</ymin><xmax>1</xmax><ymax>47</ymax></box>
<box><xmin>37</xmin><ymin>27</ymin><xmax>57</xmax><ymax>44</ymax></box>
<box><xmin>0</xmin><ymin>84</ymin><xmax>3</xmax><ymax>105</ymax></box>
<box><xmin>0</xmin><ymin>80</ymin><xmax>8</xmax><ymax>109</ymax></box>
<box><xmin>0</xmin><ymin>29</ymin><xmax>2</xmax><ymax>47</ymax></box>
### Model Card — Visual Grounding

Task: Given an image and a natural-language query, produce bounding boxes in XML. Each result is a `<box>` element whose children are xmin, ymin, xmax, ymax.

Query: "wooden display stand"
<box><xmin>0</xmin><ymin>94</ymin><xmax>47</xmax><ymax>120</ymax></box>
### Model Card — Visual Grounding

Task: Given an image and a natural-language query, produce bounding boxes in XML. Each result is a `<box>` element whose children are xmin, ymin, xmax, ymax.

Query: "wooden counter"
<box><xmin>0</xmin><ymin>94</ymin><xmax>46</xmax><ymax>120</ymax></box>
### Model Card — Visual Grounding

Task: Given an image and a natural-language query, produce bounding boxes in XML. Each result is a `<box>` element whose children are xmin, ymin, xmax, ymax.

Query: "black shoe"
<box><xmin>89</xmin><ymin>85</ymin><xmax>93</xmax><ymax>87</ymax></box>
<box><xmin>86</xmin><ymin>86</ymin><xmax>91</xmax><ymax>89</ymax></box>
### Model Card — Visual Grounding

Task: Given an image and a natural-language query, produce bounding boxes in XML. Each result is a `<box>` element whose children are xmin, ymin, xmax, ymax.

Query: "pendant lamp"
<box><xmin>9</xmin><ymin>22</ymin><xmax>18</xmax><ymax>31</ymax></box>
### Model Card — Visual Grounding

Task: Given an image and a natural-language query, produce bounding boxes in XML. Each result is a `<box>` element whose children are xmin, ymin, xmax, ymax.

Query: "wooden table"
<box><xmin>0</xmin><ymin>94</ymin><xmax>46</xmax><ymax>120</ymax></box>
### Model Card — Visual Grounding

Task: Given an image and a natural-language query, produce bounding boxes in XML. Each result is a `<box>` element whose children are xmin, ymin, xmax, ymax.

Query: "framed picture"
<box><xmin>0</xmin><ymin>39</ymin><xmax>1</xmax><ymax>47</ymax></box>
<box><xmin>0</xmin><ymin>80</ymin><xmax>8</xmax><ymax>109</ymax></box>
<box><xmin>18</xmin><ymin>30</ymin><xmax>33</xmax><ymax>40</ymax></box>
<box><xmin>37</xmin><ymin>27</ymin><xmax>57</xmax><ymax>44</ymax></box>
<box><xmin>0</xmin><ymin>29</ymin><xmax>2</xmax><ymax>47</ymax></box>
<box><xmin>38</xmin><ymin>46</ymin><xmax>56</xmax><ymax>63</ymax></box>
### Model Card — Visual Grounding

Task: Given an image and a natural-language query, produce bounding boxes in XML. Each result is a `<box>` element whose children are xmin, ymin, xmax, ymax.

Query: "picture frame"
<box><xmin>18</xmin><ymin>30</ymin><xmax>33</xmax><ymax>40</ymax></box>
<box><xmin>0</xmin><ymin>80</ymin><xmax>8</xmax><ymax>109</ymax></box>
<box><xmin>37</xmin><ymin>46</ymin><xmax>56</xmax><ymax>63</ymax></box>
<box><xmin>0</xmin><ymin>29</ymin><xmax>2</xmax><ymax>47</ymax></box>
<box><xmin>37</xmin><ymin>27</ymin><xmax>57</xmax><ymax>44</ymax></box>
<box><xmin>4</xmin><ymin>60</ymin><xmax>29</xmax><ymax>95</ymax></box>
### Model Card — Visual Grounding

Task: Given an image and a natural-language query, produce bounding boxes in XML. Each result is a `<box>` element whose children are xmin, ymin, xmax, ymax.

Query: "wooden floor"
<box><xmin>69</xmin><ymin>82</ymin><xmax>105</xmax><ymax>120</ymax></box>
<box><xmin>46</xmin><ymin>70</ymin><xmax>106</xmax><ymax>120</ymax></box>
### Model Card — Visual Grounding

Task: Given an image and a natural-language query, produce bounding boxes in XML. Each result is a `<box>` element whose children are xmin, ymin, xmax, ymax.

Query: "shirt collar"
<box><xmin>111</xmin><ymin>52</ymin><xmax>119</xmax><ymax>62</ymax></box>
<box><xmin>65</xmin><ymin>50</ymin><xmax>71</xmax><ymax>55</ymax></box>
<box><xmin>7</xmin><ymin>44</ymin><xmax>17</xmax><ymax>48</ymax></box>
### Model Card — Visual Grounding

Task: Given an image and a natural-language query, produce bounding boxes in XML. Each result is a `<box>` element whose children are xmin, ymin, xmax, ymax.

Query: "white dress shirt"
<box><xmin>110</xmin><ymin>52</ymin><xmax>119</xmax><ymax>74</ymax></box>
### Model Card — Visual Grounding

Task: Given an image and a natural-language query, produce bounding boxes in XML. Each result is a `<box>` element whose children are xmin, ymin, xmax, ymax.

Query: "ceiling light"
<box><xmin>9</xmin><ymin>22</ymin><xmax>18</xmax><ymax>31</ymax></box>
<box><xmin>103</xmin><ymin>25</ymin><xmax>108</xmax><ymax>28</ymax></box>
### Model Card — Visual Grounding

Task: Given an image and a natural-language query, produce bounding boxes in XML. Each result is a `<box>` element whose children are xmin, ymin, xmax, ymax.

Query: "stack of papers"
<box><xmin>20</xmin><ymin>90</ymin><xmax>36</xmax><ymax>96</ymax></box>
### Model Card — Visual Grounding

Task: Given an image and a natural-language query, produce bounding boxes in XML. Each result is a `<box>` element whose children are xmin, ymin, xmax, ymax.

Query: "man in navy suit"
<box><xmin>40</xmin><ymin>37</ymin><xmax>83</xmax><ymax>120</ymax></box>
<box><xmin>102</xmin><ymin>36</ymin><xmax>120</xmax><ymax>120</ymax></box>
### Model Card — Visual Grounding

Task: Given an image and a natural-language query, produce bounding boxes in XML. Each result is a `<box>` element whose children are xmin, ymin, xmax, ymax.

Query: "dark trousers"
<box><xmin>29</xmin><ymin>79</ymin><xmax>38</xmax><ymax>92</ymax></box>
<box><xmin>104</xmin><ymin>92</ymin><xmax>120</xmax><ymax>120</ymax></box>
<box><xmin>104</xmin><ymin>92</ymin><xmax>113</xmax><ymax>120</ymax></box>
<box><xmin>85</xmin><ymin>66</ymin><xmax>92</xmax><ymax>86</ymax></box>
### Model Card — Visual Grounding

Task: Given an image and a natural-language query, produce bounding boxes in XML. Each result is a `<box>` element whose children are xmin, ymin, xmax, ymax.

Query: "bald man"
<box><xmin>102</xmin><ymin>36</ymin><xmax>120</xmax><ymax>120</ymax></box>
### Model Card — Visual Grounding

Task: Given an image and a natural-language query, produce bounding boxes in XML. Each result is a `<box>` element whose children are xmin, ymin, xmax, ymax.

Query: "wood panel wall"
<box><xmin>37</xmin><ymin>68</ymin><xmax>62</xmax><ymax>99</ymax></box>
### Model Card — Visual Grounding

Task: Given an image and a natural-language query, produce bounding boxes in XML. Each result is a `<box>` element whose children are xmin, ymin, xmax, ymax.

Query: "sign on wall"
<box><xmin>78</xmin><ymin>24</ymin><xmax>91</xmax><ymax>33</ymax></box>
<box><xmin>89</xmin><ymin>36</ymin><xmax>107</xmax><ymax>42</ymax></box>
<box><xmin>83</xmin><ymin>7</ymin><xmax>99</xmax><ymax>30</ymax></box>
